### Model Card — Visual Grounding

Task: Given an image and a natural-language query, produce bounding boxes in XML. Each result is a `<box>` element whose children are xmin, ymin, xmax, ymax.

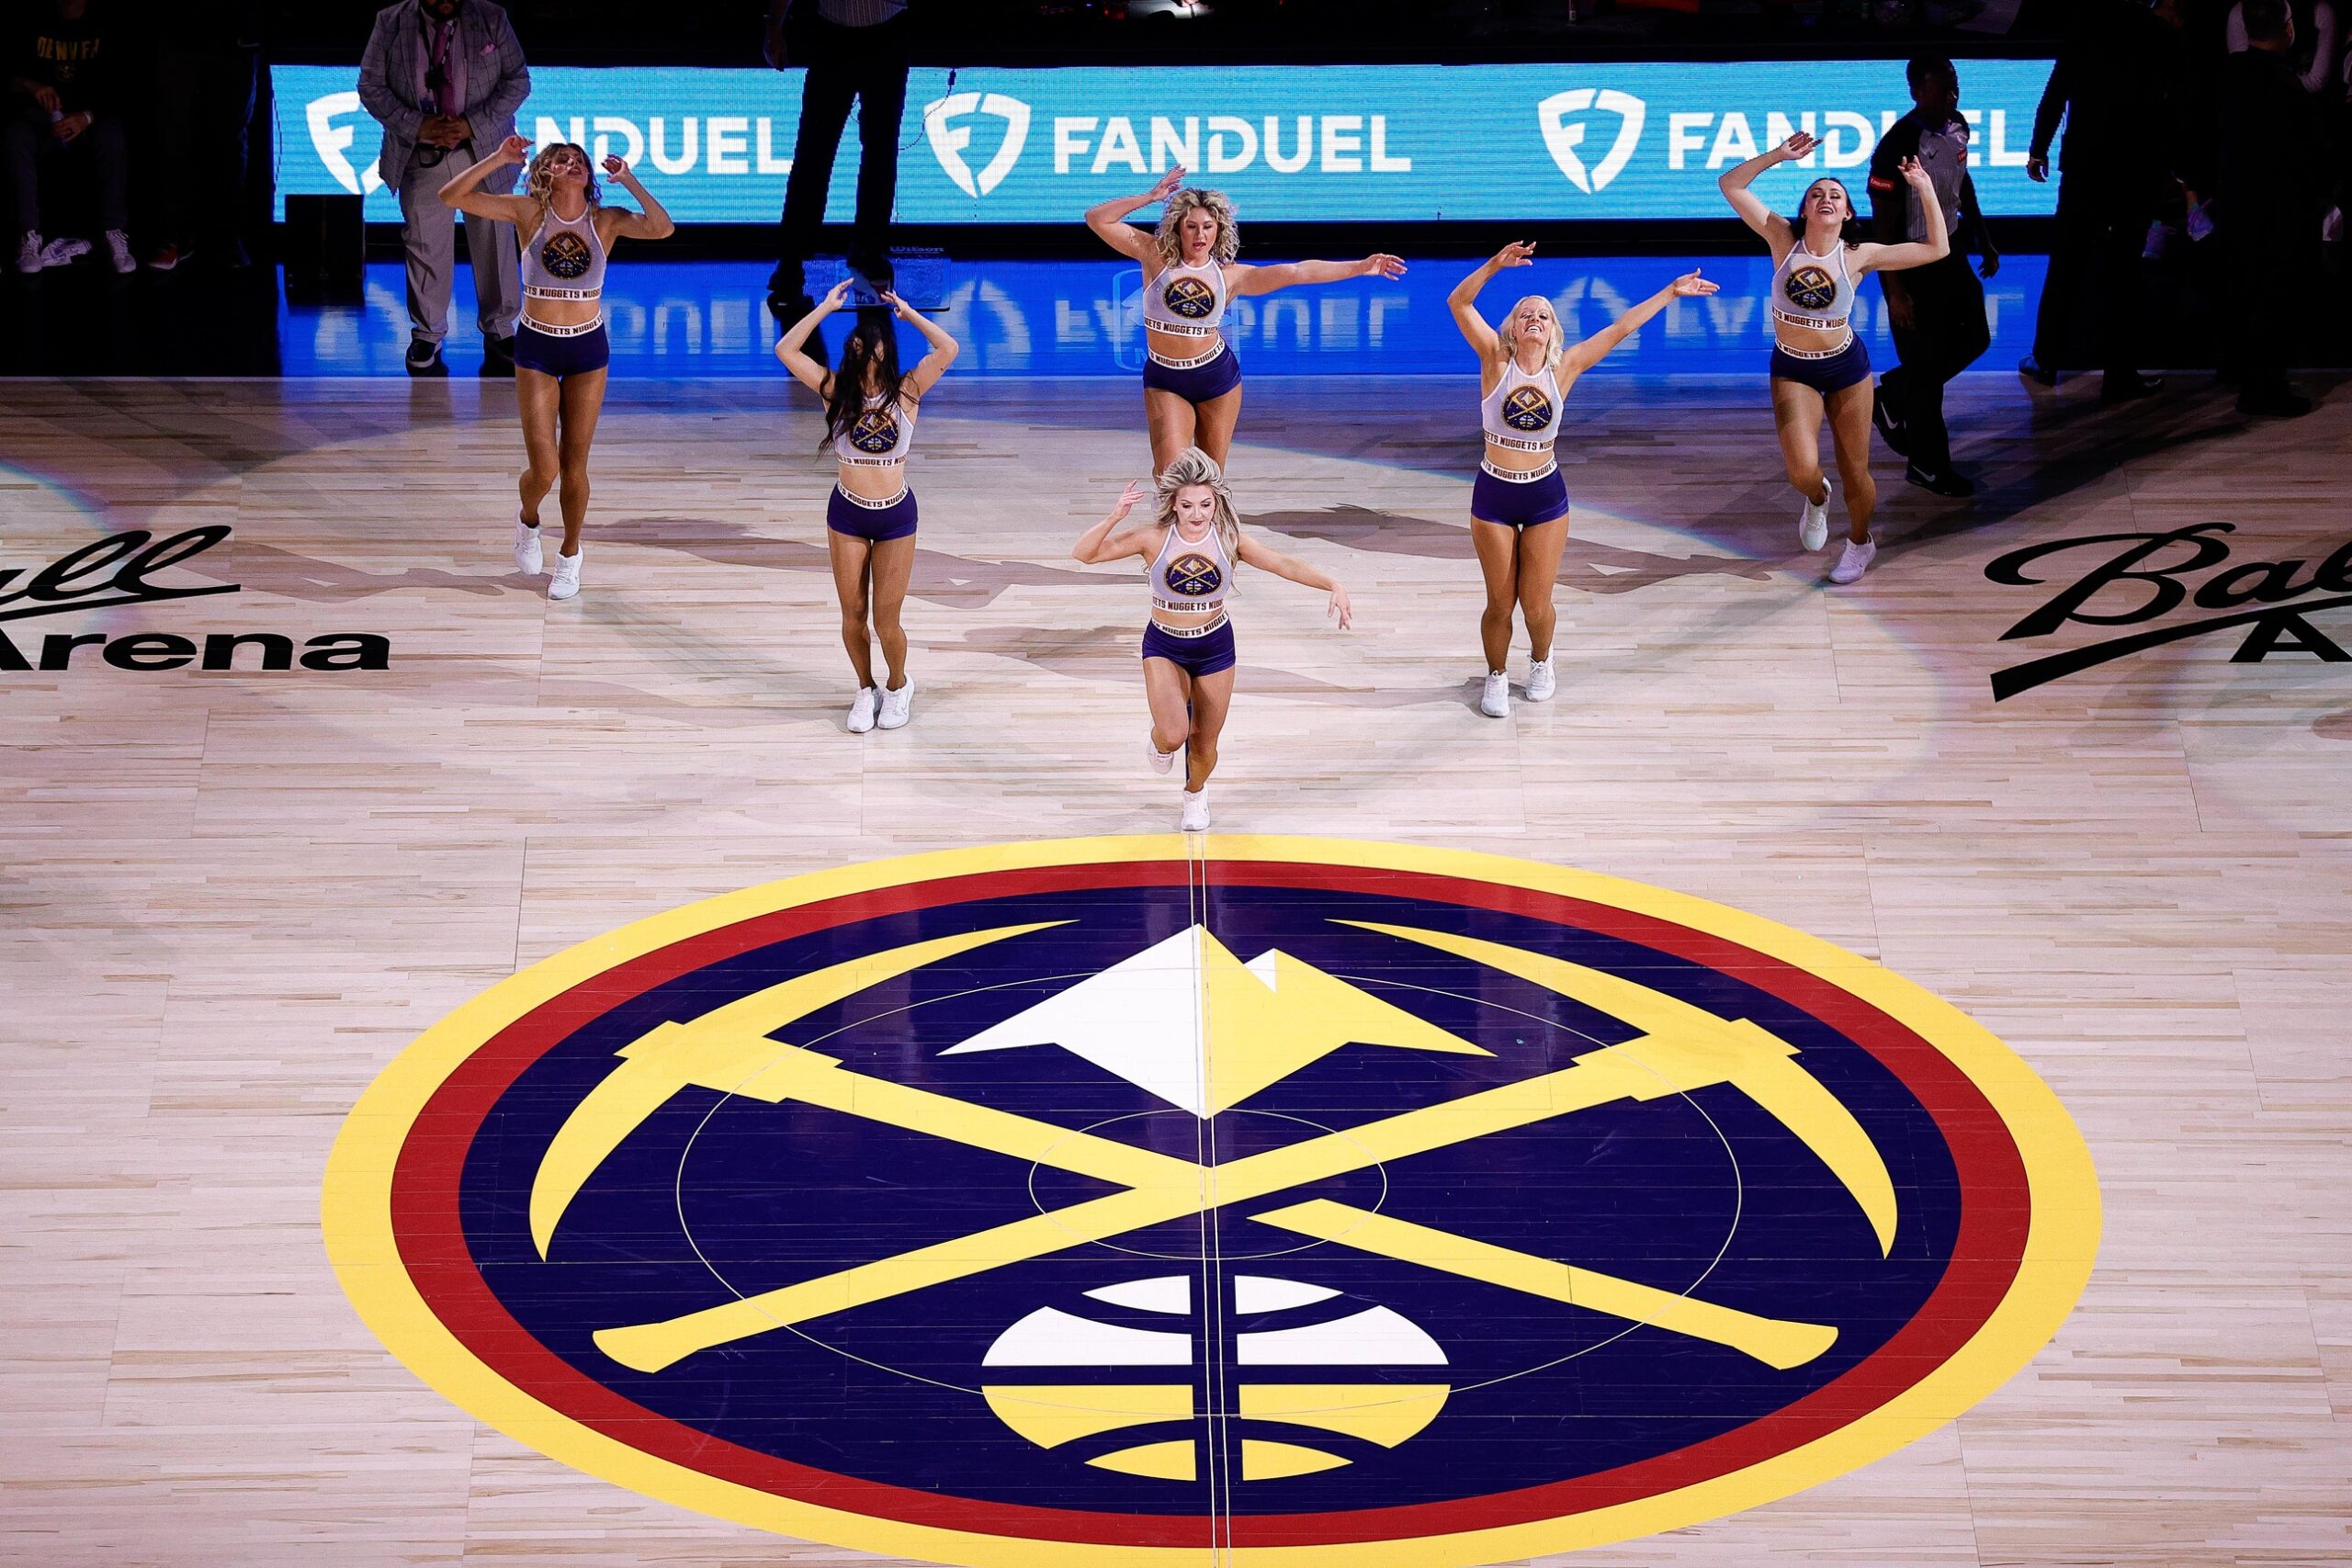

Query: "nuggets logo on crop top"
<box><xmin>848</xmin><ymin>408</ymin><xmax>901</xmax><ymax>456</ymax></box>
<box><xmin>1502</xmin><ymin>386</ymin><xmax>1555</xmax><ymax>434</ymax></box>
<box><xmin>538</xmin><ymin>230</ymin><xmax>594</xmax><ymax>281</ymax></box>
<box><xmin>1164</xmin><ymin>552</ymin><xmax>1224</xmax><ymax>599</ymax></box>
<box><xmin>323</xmin><ymin>836</ymin><xmax>2098</xmax><ymax>1568</ymax></box>
<box><xmin>1782</xmin><ymin>264</ymin><xmax>1838</xmax><ymax>313</ymax></box>
<box><xmin>1162</xmin><ymin>276</ymin><xmax>1217</xmax><ymax>321</ymax></box>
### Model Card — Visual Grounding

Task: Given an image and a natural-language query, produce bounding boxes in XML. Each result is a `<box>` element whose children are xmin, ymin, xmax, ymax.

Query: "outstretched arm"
<box><xmin>1561</xmin><ymin>269</ymin><xmax>1717</xmax><ymax>375</ymax></box>
<box><xmin>1232</xmin><ymin>254</ymin><xmax>1408</xmax><ymax>296</ymax></box>
<box><xmin>601</xmin><ymin>157</ymin><xmax>675</xmax><ymax>241</ymax></box>
<box><xmin>1449</xmin><ymin>241</ymin><xmax>1535</xmax><ymax>360</ymax></box>
<box><xmin>1085</xmin><ymin>167</ymin><xmax>1184</xmax><ymax>264</ymax></box>
<box><xmin>887</xmin><ymin>291</ymin><xmax>962</xmax><ymax>395</ymax></box>
<box><xmin>438</xmin><ymin>135</ymin><xmax>537</xmax><ymax>223</ymax></box>
<box><xmin>1072</xmin><ymin>481</ymin><xmax>1154</xmax><ymax>564</ymax></box>
<box><xmin>1718</xmin><ymin>131</ymin><xmax>1809</xmax><ymax>248</ymax></box>
<box><xmin>773</xmin><ymin>277</ymin><xmax>853</xmax><ymax>395</ymax></box>
<box><xmin>1855</xmin><ymin>158</ymin><xmax>1951</xmax><ymax>276</ymax></box>
<box><xmin>1236</xmin><ymin>533</ymin><xmax>1352</xmax><ymax>630</ymax></box>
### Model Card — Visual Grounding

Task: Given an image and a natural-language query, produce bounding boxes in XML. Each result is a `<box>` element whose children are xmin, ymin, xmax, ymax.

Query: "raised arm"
<box><xmin>773</xmin><ymin>277</ymin><xmax>853</xmax><ymax>395</ymax></box>
<box><xmin>1449</xmin><ymin>242</ymin><xmax>1535</xmax><ymax>361</ymax></box>
<box><xmin>601</xmin><ymin>157</ymin><xmax>675</xmax><ymax>242</ymax></box>
<box><xmin>1231</xmin><ymin>254</ymin><xmax>1407</xmax><ymax>297</ymax></box>
<box><xmin>1561</xmin><ymin>269</ymin><xmax>1717</xmax><ymax>376</ymax></box>
<box><xmin>886</xmin><ymin>291</ymin><xmax>962</xmax><ymax>395</ymax></box>
<box><xmin>1235</xmin><ymin>533</ymin><xmax>1352</xmax><ymax>630</ymax></box>
<box><xmin>1718</xmin><ymin>131</ymin><xmax>1810</xmax><ymax>248</ymax></box>
<box><xmin>438</xmin><ymin>136</ymin><xmax>537</xmax><ymax>223</ymax></box>
<box><xmin>1085</xmin><ymin>167</ymin><xmax>1184</xmax><ymax>265</ymax></box>
<box><xmin>1854</xmin><ymin>158</ymin><xmax>1950</xmax><ymax>276</ymax></box>
<box><xmin>1071</xmin><ymin>482</ymin><xmax>1154</xmax><ymax>564</ymax></box>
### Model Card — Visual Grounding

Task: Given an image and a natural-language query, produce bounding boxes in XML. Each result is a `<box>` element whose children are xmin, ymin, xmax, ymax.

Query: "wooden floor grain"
<box><xmin>2</xmin><ymin>372</ymin><xmax>2346</xmax><ymax>1566</ymax></box>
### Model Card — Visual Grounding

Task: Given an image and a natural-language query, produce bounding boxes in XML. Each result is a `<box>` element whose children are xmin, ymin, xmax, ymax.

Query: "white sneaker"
<box><xmin>1479</xmin><ymin>670</ymin><xmax>1510</xmax><ymax>718</ymax></box>
<box><xmin>15</xmin><ymin>231</ymin><xmax>41</xmax><ymax>274</ymax></box>
<box><xmin>512</xmin><ymin>517</ymin><xmax>544</xmax><ymax>575</ymax></box>
<box><xmin>1147</xmin><ymin>735</ymin><xmax>1178</xmax><ymax>775</ymax></box>
<box><xmin>1799</xmin><ymin>480</ymin><xmax>1831</xmax><ymax>552</ymax></box>
<box><xmin>1524</xmin><ymin>658</ymin><xmax>1556</xmax><ymax>703</ymax></box>
<box><xmin>877</xmin><ymin>677</ymin><xmax>913</xmax><ymax>729</ymax></box>
<box><xmin>548</xmin><ymin>545</ymin><xmax>582</xmax><ymax>601</ymax></box>
<box><xmin>104</xmin><ymin>229</ymin><xmax>134</xmax><ymax>275</ymax></box>
<box><xmin>846</xmin><ymin>686</ymin><xmax>878</xmax><ymax>733</ymax></box>
<box><xmin>1178</xmin><ymin>788</ymin><xmax>1210</xmax><ymax>832</ymax></box>
<box><xmin>1829</xmin><ymin>536</ymin><xmax>1877</xmax><ymax>585</ymax></box>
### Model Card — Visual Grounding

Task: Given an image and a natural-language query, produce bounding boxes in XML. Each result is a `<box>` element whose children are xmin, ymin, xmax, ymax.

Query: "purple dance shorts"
<box><xmin>1142</xmin><ymin>342</ymin><xmax>1242</xmax><ymax>403</ymax></box>
<box><xmin>514</xmin><ymin>321</ymin><xmax>610</xmax><ymax>378</ymax></box>
<box><xmin>1140</xmin><ymin>616</ymin><xmax>1237</xmax><ymax>677</ymax></box>
<box><xmin>1470</xmin><ymin>463</ymin><xmax>1571</xmax><ymax>529</ymax></box>
<box><xmin>827</xmin><ymin>484</ymin><xmax>918</xmax><ymax>543</ymax></box>
<box><xmin>1768</xmin><ymin>337</ymin><xmax>1871</xmax><ymax>395</ymax></box>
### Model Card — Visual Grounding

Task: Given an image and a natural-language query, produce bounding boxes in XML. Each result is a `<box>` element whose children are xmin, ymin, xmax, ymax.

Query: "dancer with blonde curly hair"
<box><xmin>1071</xmin><ymin>447</ymin><xmax>1352</xmax><ymax>831</ymax></box>
<box><xmin>1449</xmin><ymin>241</ymin><xmax>1717</xmax><ymax>716</ymax></box>
<box><xmin>441</xmin><ymin>137</ymin><xmax>674</xmax><ymax>600</ymax></box>
<box><xmin>1086</xmin><ymin>169</ymin><xmax>1405</xmax><ymax>473</ymax></box>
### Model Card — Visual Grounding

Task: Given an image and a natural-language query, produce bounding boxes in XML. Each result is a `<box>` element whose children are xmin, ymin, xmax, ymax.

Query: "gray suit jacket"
<box><xmin>356</xmin><ymin>0</ymin><xmax>531</xmax><ymax>187</ymax></box>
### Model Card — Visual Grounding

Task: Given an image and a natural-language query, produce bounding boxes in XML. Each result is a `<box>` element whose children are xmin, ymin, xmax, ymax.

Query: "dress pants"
<box><xmin>1884</xmin><ymin>253</ymin><xmax>1990</xmax><ymax>475</ymax></box>
<box><xmin>397</xmin><ymin>147</ymin><xmax>519</xmax><ymax>344</ymax></box>
<box><xmin>772</xmin><ymin>13</ymin><xmax>910</xmax><ymax>297</ymax></box>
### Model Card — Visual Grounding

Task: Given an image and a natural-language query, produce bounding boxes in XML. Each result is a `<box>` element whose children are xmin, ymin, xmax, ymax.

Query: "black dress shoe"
<box><xmin>2098</xmin><ymin>372</ymin><xmax>2163</xmax><ymax>403</ymax></box>
<box><xmin>2236</xmin><ymin>389</ymin><xmax>2314</xmax><ymax>418</ymax></box>
<box><xmin>1871</xmin><ymin>388</ymin><xmax>1912</xmax><ymax>456</ymax></box>
<box><xmin>1905</xmin><ymin>463</ymin><xmax>1976</xmax><ymax>498</ymax></box>
<box><xmin>404</xmin><ymin>336</ymin><xmax>447</xmax><ymax>376</ymax></box>
<box><xmin>2017</xmin><ymin>354</ymin><xmax>2058</xmax><ymax>386</ymax></box>
<box><xmin>480</xmin><ymin>333</ymin><xmax>515</xmax><ymax>378</ymax></box>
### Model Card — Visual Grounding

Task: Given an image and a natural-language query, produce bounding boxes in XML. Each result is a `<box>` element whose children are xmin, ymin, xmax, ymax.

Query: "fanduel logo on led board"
<box><xmin>275</xmin><ymin>59</ymin><xmax>2058</xmax><ymax>224</ymax></box>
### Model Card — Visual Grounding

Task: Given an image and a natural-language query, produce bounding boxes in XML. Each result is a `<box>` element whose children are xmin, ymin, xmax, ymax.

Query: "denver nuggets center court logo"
<box><xmin>1502</xmin><ymin>384</ymin><xmax>1555</xmax><ymax>433</ymax></box>
<box><xmin>849</xmin><ymin>406</ymin><xmax>901</xmax><ymax>455</ymax></box>
<box><xmin>324</xmin><ymin>836</ymin><xmax>2097</xmax><ymax>1568</ymax></box>
<box><xmin>1163</xmin><ymin>275</ymin><xmax>1216</xmax><ymax>320</ymax></box>
<box><xmin>1164</xmin><ymin>552</ymin><xmax>1224</xmax><ymax>600</ymax></box>
<box><xmin>1782</xmin><ymin>262</ymin><xmax>1838</xmax><ymax>313</ymax></box>
<box><xmin>537</xmin><ymin>230</ymin><xmax>594</xmax><ymax>280</ymax></box>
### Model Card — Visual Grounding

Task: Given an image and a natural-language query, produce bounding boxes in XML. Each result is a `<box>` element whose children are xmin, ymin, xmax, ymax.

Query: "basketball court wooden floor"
<box><xmin>3</xmin><ymin>372</ymin><xmax>2347</xmax><ymax>1567</ymax></box>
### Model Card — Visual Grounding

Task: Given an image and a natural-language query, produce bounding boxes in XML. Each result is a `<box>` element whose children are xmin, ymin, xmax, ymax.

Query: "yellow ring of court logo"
<box><xmin>1783</xmin><ymin>264</ymin><xmax>1838</xmax><ymax>312</ymax></box>
<box><xmin>1163</xmin><ymin>276</ymin><xmax>1216</xmax><ymax>320</ymax></box>
<box><xmin>538</xmin><ymin>230</ymin><xmax>593</xmax><ymax>281</ymax></box>
<box><xmin>324</xmin><ymin>835</ymin><xmax>2098</xmax><ymax>1567</ymax></box>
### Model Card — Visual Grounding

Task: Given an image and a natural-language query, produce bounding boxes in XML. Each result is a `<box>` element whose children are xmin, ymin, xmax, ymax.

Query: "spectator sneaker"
<box><xmin>1480</xmin><ymin>670</ymin><xmax>1510</xmax><ymax>719</ymax></box>
<box><xmin>104</xmin><ymin>230</ymin><xmax>134</xmax><ymax>275</ymax></box>
<box><xmin>481</xmin><ymin>333</ymin><xmax>516</xmax><ymax>378</ymax></box>
<box><xmin>1525</xmin><ymin>658</ymin><xmax>1556</xmax><ymax>703</ymax></box>
<box><xmin>405</xmin><ymin>336</ymin><xmax>447</xmax><ymax>376</ymax></box>
<box><xmin>846</xmin><ymin>686</ymin><xmax>878</xmax><ymax>734</ymax></box>
<box><xmin>1829</xmin><ymin>536</ymin><xmax>1878</xmax><ymax>585</ymax></box>
<box><xmin>15</xmin><ymin>231</ymin><xmax>40</xmax><ymax>274</ymax></box>
<box><xmin>1799</xmin><ymin>479</ymin><xmax>1830</xmax><ymax>551</ymax></box>
<box><xmin>1147</xmin><ymin>735</ymin><xmax>1178</xmax><ymax>775</ymax></box>
<box><xmin>512</xmin><ymin>516</ymin><xmax>543</xmax><ymax>575</ymax></box>
<box><xmin>1905</xmin><ymin>464</ymin><xmax>1976</xmax><ymax>498</ymax></box>
<box><xmin>877</xmin><ymin>676</ymin><xmax>914</xmax><ymax>730</ymax></box>
<box><xmin>1178</xmin><ymin>788</ymin><xmax>1210</xmax><ymax>833</ymax></box>
<box><xmin>144</xmin><ymin>243</ymin><xmax>186</xmax><ymax>271</ymax></box>
<box><xmin>1870</xmin><ymin>386</ymin><xmax>1910</xmax><ymax>456</ymax></box>
<box><xmin>548</xmin><ymin>546</ymin><xmax>582</xmax><ymax>601</ymax></box>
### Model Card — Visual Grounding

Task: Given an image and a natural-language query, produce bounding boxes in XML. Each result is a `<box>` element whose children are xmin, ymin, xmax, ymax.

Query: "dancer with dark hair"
<box><xmin>1719</xmin><ymin>132</ymin><xmax>1947</xmax><ymax>584</ymax></box>
<box><xmin>441</xmin><ymin>136</ymin><xmax>674</xmax><ymax>600</ymax></box>
<box><xmin>776</xmin><ymin>278</ymin><xmax>961</xmax><ymax>730</ymax></box>
<box><xmin>1085</xmin><ymin>168</ymin><xmax>1406</xmax><ymax>472</ymax></box>
<box><xmin>1449</xmin><ymin>241</ymin><xmax>1716</xmax><ymax>717</ymax></box>
<box><xmin>1071</xmin><ymin>447</ymin><xmax>1351</xmax><ymax>831</ymax></box>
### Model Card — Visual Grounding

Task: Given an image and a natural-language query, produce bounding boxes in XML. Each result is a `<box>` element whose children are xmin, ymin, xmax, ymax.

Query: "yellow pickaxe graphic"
<box><xmin>530</xmin><ymin>920</ymin><xmax>1895</xmax><ymax>1377</ymax></box>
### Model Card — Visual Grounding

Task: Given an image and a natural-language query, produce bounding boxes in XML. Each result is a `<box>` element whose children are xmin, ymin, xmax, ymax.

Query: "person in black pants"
<box><xmin>2021</xmin><ymin>0</ymin><xmax>2186</xmax><ymax>400</ymax></box>
<box><xmin>763</xmin><ymin>0</ymin><xmax>910</xmax><ymax>326</ymax></box>
<box><xmin>2220</xmin><ymin>0</ymin><xmax>2336</xmax><ymax>416</ymax></box>
<box><xmin>1870</xmin><ymin>57</ymin><xmax>1999</xmax><ymax>498</ymax></box>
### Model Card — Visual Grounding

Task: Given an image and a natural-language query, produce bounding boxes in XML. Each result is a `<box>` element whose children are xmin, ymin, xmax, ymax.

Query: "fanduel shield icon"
<box><xmin>306</xmin><ymin>91</ymin><xmax>384</xmax><ymax>196</ymax></box>
<box><xmin>923</xmin><ymin>92</ymin><xmax>1030</xmax><ymax>198</ymax></box>
<box><xmin>1538</xmin><ymin>88</ymin><xmax>1645</xmax><ymax>195</ymax></box>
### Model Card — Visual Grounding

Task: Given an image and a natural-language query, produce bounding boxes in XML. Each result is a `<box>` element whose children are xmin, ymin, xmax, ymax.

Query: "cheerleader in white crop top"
<box><xmin>776</xmin><ymin>276</ymin><xmax>961</xmax><ymax>735</ymax></box>
<box><xmin>1071</xmin><ymin>446</ymin><xmax>1352</xmax><ymax>833</ymax></box>
<box><xmin>440</xmin><ymin>136</ymin><xmax>675</xmax><ymax>603</ymax></box>
<box><xmin>1085</xmin><ymin>168</ymin><xmax>1406</xmax><ymax>474</ymax></box>
<box><xmin>1719</xmin><ymin>130</ymin><xmax>1949</xmax><ymax>583</ymax></box>
<box><xmin>1449</xmin><ymin>241</ymin><xmax>1717</xmax><ymax>718</ymax></box>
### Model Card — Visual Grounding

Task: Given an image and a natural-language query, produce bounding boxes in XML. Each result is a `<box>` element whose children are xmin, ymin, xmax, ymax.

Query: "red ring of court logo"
<box><xmin>325</xmin><ymin>836</ymin><xmax>2098</xmax><ymax>1567</ymax></box>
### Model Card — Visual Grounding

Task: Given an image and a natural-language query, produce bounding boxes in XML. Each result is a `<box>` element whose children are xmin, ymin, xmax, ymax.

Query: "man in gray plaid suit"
<box><xmin>358</xmin><ymin>0</ymin><xmax>530</xmax><ymax>375</ymax></box>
